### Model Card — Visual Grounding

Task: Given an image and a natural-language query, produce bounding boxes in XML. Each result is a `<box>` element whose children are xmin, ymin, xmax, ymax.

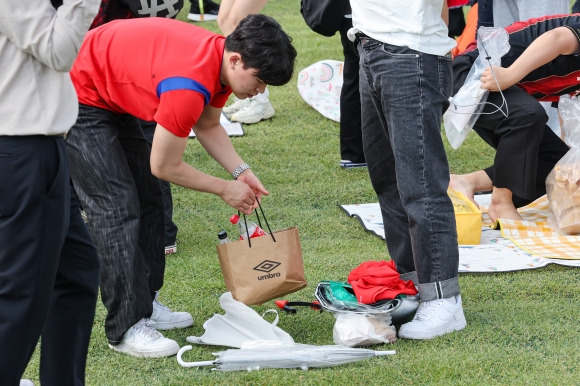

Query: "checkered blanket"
<box><xmin>489</xmin><ymin>195</ymin><xmax>580</xmax><ymax>260</ymax></box>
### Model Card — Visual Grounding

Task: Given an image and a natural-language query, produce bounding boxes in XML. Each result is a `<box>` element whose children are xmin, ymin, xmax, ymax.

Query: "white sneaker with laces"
<box><xmin>230</xmin><ymin>98</ymin><xmax>275</xmax><ymax>124</ymax></box>
<box><xmin>398</xmin><ymin>295</ymin><xmax>466</xmax><ymax>340</ymax></box>
<box><xmin>223</xmin><ymin>97</ymin><xmax>251</xmax><ymax>119</ymax></box>
<box><xmin>151</xmin><ymin>297</ymin><xmax>193</xmax><ymax>330</ymax></box>
<box><xmin>108</xmin><ymin>318</ymin><xmax>179</xmax><ymax>357</ymax></box>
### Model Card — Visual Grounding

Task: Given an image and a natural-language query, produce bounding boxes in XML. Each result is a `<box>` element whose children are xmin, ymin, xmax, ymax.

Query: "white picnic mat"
<box><xmin>189</xmin><ymin>113</ymin><xmax>244</xmax><ymax>138</ymax></box>
<box><xmin>340</xmin><ymin>194</ymin><xmax>580</xmax><ymax>273</ymax></box>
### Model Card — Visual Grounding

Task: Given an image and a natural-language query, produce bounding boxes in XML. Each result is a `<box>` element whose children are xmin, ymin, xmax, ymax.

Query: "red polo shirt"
<box><xmin>71</xmin><ymin>17</ymin><xmax>231</xmax><ymax>137</ymax></box>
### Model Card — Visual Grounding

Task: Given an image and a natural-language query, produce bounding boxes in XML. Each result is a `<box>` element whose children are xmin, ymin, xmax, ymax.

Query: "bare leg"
<box><xmin>488</xmin><ymin>187</ymin><xmax>523</xmax><ymax>222</ymax></box>
<box><xmin>449</xmin><ymin>170</ymin><xmax>493</xmax><ymax>207</ymax></box>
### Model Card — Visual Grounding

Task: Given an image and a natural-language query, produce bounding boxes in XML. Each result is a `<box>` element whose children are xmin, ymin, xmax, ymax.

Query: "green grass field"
<box><xmin>22</xmin><ymin>1</ymin><xmax>580</xmax><ymax>384</ymax></box>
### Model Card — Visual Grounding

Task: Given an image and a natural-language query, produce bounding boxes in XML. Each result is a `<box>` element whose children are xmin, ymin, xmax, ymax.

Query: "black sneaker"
<box><xmin>187</xmin><ymin>0</ymin><xmax>219</xmax><ymax>21</ymax></box>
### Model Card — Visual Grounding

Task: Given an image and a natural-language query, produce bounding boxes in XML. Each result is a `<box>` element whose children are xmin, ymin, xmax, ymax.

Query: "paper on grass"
<box><xmin>189</xmin><ymin>113</ymin><xmax>244</xmax><ymax>138</ymax></box>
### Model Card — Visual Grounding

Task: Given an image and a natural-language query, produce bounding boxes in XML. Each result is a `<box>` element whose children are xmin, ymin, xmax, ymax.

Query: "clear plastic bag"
<box><xmin>444</xmin><ymin>27</ymin><xmax>510</xmax><ymax>149</ymax></box>
<box><xmin>332</xmin><ymin>313</ymin><xmax>397</xmax><ymax>347</ymax></box>
<box><xmin>545</xmin><ymin>95</ymin><xmax>580</xmax><ymax>234</ymax></box>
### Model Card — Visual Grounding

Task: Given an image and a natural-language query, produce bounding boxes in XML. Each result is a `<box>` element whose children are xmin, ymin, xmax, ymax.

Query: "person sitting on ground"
<box><xmin>66</xmin><ymin>14</ymin><xmax>296</xmax><ymax>358</ymax></box>
<box><xmin>449</xmin><ymin>14</ymin><xmax>580</xmax><ymax>222</ymax></box>
<box><xmin>218</xmin><ymin>0</ymin><xmax>276</xmax><ymax>124</ymax></box>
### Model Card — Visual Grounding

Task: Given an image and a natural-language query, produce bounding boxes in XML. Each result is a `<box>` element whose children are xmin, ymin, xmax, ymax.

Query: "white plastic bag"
<box><xmin>444</xmin><ymin>27</ymin><xmax>510</xmax><ymax>149</ymax></box>
<box><xmin>186</xmin><ymin>292</ymin><xmax>294</xmax><ymax>348</ymax></box>
<box><xmin>332</xmin><ymin>313</ymin><xmax>397</xmax><ymax>347</ymax></box>
<box><xmin>546</xmin><ymin>95</ymin><xmax>580</xmax><ymax>234</ymax></box>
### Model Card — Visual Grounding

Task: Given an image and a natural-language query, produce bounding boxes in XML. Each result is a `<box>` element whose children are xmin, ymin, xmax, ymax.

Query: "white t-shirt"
<box><xmin>350</xmin><ymin>0</ymin><xmax>456</xmax><ymax>56</ymax></box>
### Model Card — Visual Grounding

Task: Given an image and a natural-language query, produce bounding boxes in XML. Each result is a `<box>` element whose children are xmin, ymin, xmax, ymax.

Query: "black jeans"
<box><xmin>67</xmin><ymin>105</ymin><xmax>165</xmax><ymax>344</ymax></box>
<box><xmin>140</xmin><ymin>119</ymin><xmax>178</xmax><ymax>247</ymax></box>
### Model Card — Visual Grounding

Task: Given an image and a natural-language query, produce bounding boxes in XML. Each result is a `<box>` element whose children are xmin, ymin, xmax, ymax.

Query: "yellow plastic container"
<box><xmin>448</xmin><ymin>189</ymin><xmax>482</xmax><ymax>245</ymax></box>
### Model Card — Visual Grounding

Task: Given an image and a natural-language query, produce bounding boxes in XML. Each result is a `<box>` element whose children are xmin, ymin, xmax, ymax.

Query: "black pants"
<box><xmin>475</xmin><ymin>88</ymin><xmax>568</xmax><ymax>206</ymax></box>
<box><xmin>338</xmin><ymin>17</ymin><xmax>365</xmax><ymax>163</ymax></box>
<box><xmin>0</xmin><ymin>136</ymin><xmax>99</xmax><ymax>385</ymax></box>
<box><xmin>140</xmin><ymin>119</ymin><xmax>178</xmax><ymax>246</ymax></box>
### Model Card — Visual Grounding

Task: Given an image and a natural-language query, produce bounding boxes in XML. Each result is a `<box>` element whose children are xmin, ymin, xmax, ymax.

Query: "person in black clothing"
<box><xmin>449</xmin><ymin>15</ymin><xmax>580</xmax><ymax>222</ymax></box>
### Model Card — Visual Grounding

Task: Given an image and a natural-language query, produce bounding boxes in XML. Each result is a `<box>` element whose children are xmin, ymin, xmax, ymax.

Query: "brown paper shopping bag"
<box><xmin>217</xmin><ymin>226</ymin><xmax>308</xmax><ymax>305</ymax></box>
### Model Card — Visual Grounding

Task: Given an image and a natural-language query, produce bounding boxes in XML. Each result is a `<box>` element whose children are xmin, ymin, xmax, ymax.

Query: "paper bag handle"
<box><xmin>240</xmin><ymin>198</ymin><xmax>276</xmax><ymax>247</ymax></box>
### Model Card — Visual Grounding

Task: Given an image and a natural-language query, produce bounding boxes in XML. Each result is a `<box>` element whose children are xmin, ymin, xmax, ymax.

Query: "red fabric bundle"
<box><xmin>347</xmin><ymin>260</ymin><xmax>418</xmax><ymax>304</ymax></box>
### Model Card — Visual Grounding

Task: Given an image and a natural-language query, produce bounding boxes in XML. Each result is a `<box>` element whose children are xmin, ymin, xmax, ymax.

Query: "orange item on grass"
<box><xmin>452</xmin><ymin>3</ymin><xmax>478</xmax><ymax>58</ymax></box>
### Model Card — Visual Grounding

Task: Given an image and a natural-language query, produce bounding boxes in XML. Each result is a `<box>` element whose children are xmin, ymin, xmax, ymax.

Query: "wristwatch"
<box><xmin>231</xmin><ymin>163</ymin><xmax>251</xmax><ymax>179</ymax></box>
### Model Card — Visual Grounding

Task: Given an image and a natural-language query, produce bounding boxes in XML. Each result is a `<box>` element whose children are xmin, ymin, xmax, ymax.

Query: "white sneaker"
<box><xmin>223</xmin><ymin>97</ymin><xmax>251</xmax><ymax>119</ymax></box>
<box><xmin>398</xmin><ymin>295</ymin><xmax>466</xmax><ymax>340</ymax></box>
<box><xmin>151</xmin><ymin>297</ymin><xmax>193</xmax><ymax>330</ymax></box>
<box><xmin>108</xmin><ymin>318</ymin><xmax>180</xmax><ymax>358</ymax></box>
<box><xmin>230</xmin><ymin>98</ymin><xmax>275</xmax><ymax>124</ymax></box>
<box><xmin>20</xmin><ymin>380</ymin><xmax>34</xmax><ymax>386</ymax></box>
<box><xmin>164</xmin><ymin>243</ymin><xmax>177</xmax><ymax>255</ymax></box>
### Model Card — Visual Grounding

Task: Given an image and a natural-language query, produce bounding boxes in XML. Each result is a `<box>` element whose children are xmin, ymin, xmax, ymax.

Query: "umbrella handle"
<box><xmin>177</xmin><ymin>345</ymin><xmax>216</xmax><ymax>368</ymax></box>
<box><xmin>375</xmin><ymin>350</ymin><xmax>397</xmax><ymax>356</ymax></box>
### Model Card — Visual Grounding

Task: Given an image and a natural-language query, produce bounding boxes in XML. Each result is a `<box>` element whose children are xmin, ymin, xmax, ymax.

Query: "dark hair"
<box><xmin>225</xmin><ymin>14</ymin><xmax>297</xmax><ymax>86</ymax></box>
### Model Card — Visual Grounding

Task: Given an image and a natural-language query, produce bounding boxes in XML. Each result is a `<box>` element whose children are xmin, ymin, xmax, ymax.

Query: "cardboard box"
<box><xmin>448</xmin><ymin>189</ymin><xmax>482</xmax><ymax>245</ymax></box>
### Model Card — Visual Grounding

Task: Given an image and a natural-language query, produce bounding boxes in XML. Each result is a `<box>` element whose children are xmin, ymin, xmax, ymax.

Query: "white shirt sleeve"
<box><xmin>0</xmin><ymin>0</ymin><xmax>100</xmax><ymax>71</ymax></box>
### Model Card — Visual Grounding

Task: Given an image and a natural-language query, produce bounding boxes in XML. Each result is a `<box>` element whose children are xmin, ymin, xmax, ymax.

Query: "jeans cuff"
<box><xmin>417</xmin><ymin>277</ymin><xmax>460</xmax><ymax>302</ymax></box>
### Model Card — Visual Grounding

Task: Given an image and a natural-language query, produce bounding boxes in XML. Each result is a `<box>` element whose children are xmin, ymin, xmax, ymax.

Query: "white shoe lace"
<box><xmin>133</xmin><ymin>318</ymin><xmax>163</xmax><ymax>341</ymax></box>
<box><xmin>414</xmin><ymin>299</ymin><xmax>446</xmax><ymax>321</ymax></box>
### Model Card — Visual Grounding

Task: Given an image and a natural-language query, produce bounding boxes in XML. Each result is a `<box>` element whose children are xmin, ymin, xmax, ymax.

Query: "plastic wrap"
<box><xmin>444</xmin><ymin>27</ymin><xmax>510</xmax><ymax>149</ymax></box>
<box><xmin>546</xmin><ymin>95</ymin><xmax>580</xmax><ymax>234</ymax></box>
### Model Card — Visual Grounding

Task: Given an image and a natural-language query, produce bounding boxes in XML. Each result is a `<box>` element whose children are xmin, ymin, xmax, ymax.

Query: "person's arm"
<box><xmin>441</xmin><ymin>0</ymin><xmax>449</xmax><ymax>26</ymax></box>
<box><xmin>0</xmin><ymin>0</ymin><xmax>100</xmax><ymax>71</ymax></box>
<box><xmin>194</xmin><ymin>105</ymin><xmax>269</xmax><ymax>204</ymax></box>
<box><xmin>217</xmin><ymin>0</ymin><xmax>269</xmax><ymax>35</ymax></box>
<box><xmin>481</xmin><ymin>26</ymin><xmax>580</xmax><ymax>91</ymax></box>
<box><xmin>150</xmin><ymin>106</ymin><xmax>267</xmax><ymax>214</ymax></box>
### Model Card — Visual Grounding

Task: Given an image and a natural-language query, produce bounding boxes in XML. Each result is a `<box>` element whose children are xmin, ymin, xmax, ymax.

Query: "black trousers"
<box><xmin>475</xmin><ymin>87</ymin><xmax>569</xmax><ymax>206</ymax></box>
<box><xmin>338</xmin><ymin>17</ymin><xmax>365</xmax><ymax>163</ymax></box>
<box><xmin>140</xmin><ymin>119</ymin><xmax>178</xmax><ymax>246</ymax></box>
<box><xmin>0</xmin><ymin>136</ymin><xmax>99</xmax><ymax>385</ymax></box>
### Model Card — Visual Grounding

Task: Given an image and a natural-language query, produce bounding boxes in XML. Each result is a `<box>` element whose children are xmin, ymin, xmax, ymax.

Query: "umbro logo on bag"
<box><xmin>254</xmin><ymin>260</ymin><xmax>282</xmax><ymax>280</ymax></box>
<box><xmin>253</xmin><ymin>260</ymin><xmax>281</xmax><ymax>273</ymax></box>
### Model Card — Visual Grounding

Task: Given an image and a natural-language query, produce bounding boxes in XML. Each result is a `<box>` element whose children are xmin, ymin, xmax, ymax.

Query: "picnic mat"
<box><xmin>340</xmin><ymin>194</ymin><xmax>580</xmax><ymax>273</ymax></box>
<box><xmin>297</xmin><ymin>59</ymin><xmax>343</xmax><ymax>123</ymax></box>
<box><xmin>189</xmin><ymin>113</ymin><xmax>244</xmax><ymax>138</ymax></box>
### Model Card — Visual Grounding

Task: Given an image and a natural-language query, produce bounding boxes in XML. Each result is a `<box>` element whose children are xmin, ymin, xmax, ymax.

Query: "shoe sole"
<box><xmin>340</xmin><ymin>161</ymin><xmax>367</xmax><ymax>169</ymax></box>
<box><xmin>187</xmin><ymin>14</ymin><xmax>218</xmax><ymax>21</ymax></box>
<box><xmin>153</xmin><ymin>318</ymin><xmax>194</xmax><ymax>330</ymax></box>
<box><xmin>108</xmin><ymin>342</ymin><xmax>180</xmax><ymax>358</ymax></box>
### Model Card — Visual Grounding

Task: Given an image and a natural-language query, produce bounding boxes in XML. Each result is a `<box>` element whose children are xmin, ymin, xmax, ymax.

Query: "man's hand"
<box><xmin>236</xmin><ymin>170</ymin><xmax>269</xmax><ymax>213</ymax></box>
<box><xmin>220</xmin><ymin>175</ymin><xmax>268</xmax><ymax>215</ymax></box>
<box><xmin>480</xmin><ymin>66</ymin><xmax>517</xmax><ymax>92</ymax></box>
